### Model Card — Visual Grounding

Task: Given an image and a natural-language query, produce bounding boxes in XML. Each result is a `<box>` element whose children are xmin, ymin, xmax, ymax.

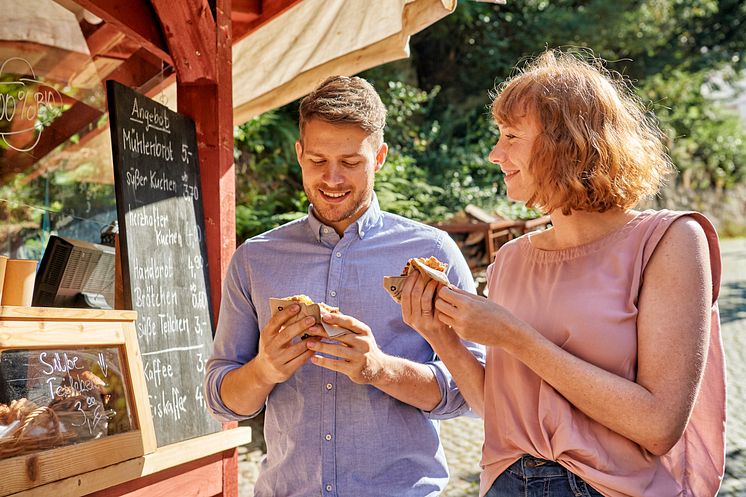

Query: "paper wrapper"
<box><xmin>269</xmin><ymin>298</ymin><xmax>349</xmax><ymax>338</ymax></box>
<box><xmin>383</xmin><ymin>258</ymin><xmax>450</xmax><ymax>304</ymax></box>
<box><xmin>383</xmin><ymin>276</ymin><xmax>407</xmax><ymax>304</ymax></box>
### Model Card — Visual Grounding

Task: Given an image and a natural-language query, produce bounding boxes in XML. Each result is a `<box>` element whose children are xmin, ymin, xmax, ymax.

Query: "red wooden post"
<box><xmin>150</xmin><ymin>2</ymin><xmax>237</xmax><ymax>496</ymax></box>
<box><xmin>151</xmin><ymin>0</ymin><xmax>235</xmax><ymax>321</ymax></box>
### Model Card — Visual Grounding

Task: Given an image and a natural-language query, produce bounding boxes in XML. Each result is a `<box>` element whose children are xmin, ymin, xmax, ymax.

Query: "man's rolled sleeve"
<box><xmin>421</xmin><ymin>231</ymin><xmax>486</xmax><ymax>419</ymax></box>
<box><xmin>422</xmin><ymin>338</ymin><xmax>486</xmax><ymax>419</ymax></box>
<box><xmin>203</xmin><ymin>362</ymin><xmax>253</xmax><ymax>422</ymax></box>
<box><xmin>204</xmin><ymin>245</ymin><xmax>261</xmax><ymax>422</ymax></box>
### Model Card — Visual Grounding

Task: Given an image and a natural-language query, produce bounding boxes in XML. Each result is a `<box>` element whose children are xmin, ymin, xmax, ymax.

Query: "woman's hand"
<box><xmin>401</xmin><ymin>272</ymin><xmax>488</xmax><ymax>416</ymax></box>
<box><xmin>400</xmin><ymin>271</ymin><xmax>460</xmax><ymax>349</ymax></box>
<box><xmin>436</xmin><ymin>285</ymin><xmax>529</xmax><ymax>349</ymax></box>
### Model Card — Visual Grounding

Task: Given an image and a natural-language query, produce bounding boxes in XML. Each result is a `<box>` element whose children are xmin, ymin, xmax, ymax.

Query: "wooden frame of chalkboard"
<box><xmin>0</xmin><ymin>307</ymin><xmax>155</xmax><ymax>496</ymax></box>
<box><xmin>106</xmin><ymin>80</ymin><xmax>221</xmax><ymax>447</ymax></box>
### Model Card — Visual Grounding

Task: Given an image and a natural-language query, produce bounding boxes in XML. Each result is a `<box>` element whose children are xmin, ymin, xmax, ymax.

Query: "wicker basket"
<box><xmin>0</xmin><ymin>405</ymin><xmax>73</xmax><ymax>459</ymax></box>
<box><xmin>0</xmin><ymin>390</ymin><xmax>108</xmax><ymax>460</ymax></box>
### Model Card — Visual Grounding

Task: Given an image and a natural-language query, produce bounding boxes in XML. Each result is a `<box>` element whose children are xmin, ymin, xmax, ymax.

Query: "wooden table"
<box><xmin>433</xmin><ymin>215</ymin><xmax>552</xmax><ymax>267</ymax></box>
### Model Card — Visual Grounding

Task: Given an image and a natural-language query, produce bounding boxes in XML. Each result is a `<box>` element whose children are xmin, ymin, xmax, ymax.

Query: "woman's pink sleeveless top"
<box><xmin>481</xmin><ymin>210</ymin><xmax>725</xmax><ymax>497</ymax></box>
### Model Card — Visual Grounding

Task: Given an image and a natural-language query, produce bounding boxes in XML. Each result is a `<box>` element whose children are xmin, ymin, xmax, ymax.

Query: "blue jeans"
<box><xmin>485</xmin><ymin>455</ymin><xmax>604</xmax><ymax>497</ymax></box>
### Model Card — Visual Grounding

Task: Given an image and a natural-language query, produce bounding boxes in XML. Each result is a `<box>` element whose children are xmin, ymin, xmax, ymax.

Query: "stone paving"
<box><xmin>718</xmin><ymin>237</ymin><xmax>746</xmax><ymax>497</ymax></box>
<box><xmin>237</xmin><ymin>237</ymin><xmax>746</xmax><ymax>496</ymax></box>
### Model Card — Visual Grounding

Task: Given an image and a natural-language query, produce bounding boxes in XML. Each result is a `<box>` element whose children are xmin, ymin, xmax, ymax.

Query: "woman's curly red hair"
<box><xmin>492</xmin><ymin>50</ymin><xmax>673</xmax><ymax>214</ymax></box>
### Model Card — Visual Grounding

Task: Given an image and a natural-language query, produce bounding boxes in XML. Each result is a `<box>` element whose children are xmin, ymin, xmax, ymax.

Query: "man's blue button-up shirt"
<box><xmin>205</xmin><ymin>195</ymin><xmax>485</xmax><ymax>497</ymax></box>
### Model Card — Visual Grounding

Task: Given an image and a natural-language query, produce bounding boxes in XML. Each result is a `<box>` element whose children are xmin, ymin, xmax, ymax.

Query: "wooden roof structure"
<box><xmin>1</xmin><ymin>0</ymin><xmax>456</xmax><ymax>310</ymax></box>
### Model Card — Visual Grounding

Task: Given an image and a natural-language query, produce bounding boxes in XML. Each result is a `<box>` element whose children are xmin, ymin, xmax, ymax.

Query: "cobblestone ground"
<box><xmin>237</xmin><ymin>237</ymin><xmax>746</xmax><ymax>496</ymax></box>
<box><xmin>439</xmin><ymin>416</ymin><xmax>483</xmax><ymax>496</ymax></box>
<box><xmin>718</xmin><ymin>238</ymin><xmax>746</xmax><ymax>497</ymax></box>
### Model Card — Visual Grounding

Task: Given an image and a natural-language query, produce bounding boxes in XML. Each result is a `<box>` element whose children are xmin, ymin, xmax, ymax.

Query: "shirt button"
<box><xmin>325</xmin><ymin>484</ymin><xmax>333</xmax><ymax>492</ymax></box>
<box><xmin>330</xmin><ymin>291</ymin><xmax>337</xmax><ymax>297</ymax></box>
<box><xmin>322</xmin><ymin>227</ymin><xmax>329</xmax><ymax>233</ymax></box>
<box><xmin>325</xmin><ymin>433</ymin><xmax>332</xmax><ymax>441</ymax></box>
<box><xmin>335</xmin><ymin>251</ymin><xmax>342</xmax><ymax>258</ymax></box>
<box><xmin>326</xmin><ymin>383</ymin><xmax>333</xmax><ymax>390</ymax></box>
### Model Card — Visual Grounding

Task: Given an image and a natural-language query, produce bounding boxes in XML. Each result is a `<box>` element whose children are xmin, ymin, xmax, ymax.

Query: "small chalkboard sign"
<box><xmin>106</xmin><ymin>80</ymin><xmax>221</xmax><ymax>446</ymax></box>
<box><xmin>0</xmin><ymin>347</ymin><xmax>132</xmax><ymax>456</ymax></box>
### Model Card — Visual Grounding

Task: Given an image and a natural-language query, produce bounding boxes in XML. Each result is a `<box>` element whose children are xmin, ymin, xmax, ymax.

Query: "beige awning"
<box><xmin>231</xmin><ymin>0</ymin><xmax>456</xmax><ymax>125</ymax></box>
<box><xmin>6</xmin><ymin>0</ymin><xmax>456</xmax><ymax>184</ymax></box>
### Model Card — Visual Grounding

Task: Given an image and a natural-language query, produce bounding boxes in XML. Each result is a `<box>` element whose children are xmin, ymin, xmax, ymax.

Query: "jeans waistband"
<box><xmin>507</xmin><ymin>454</ymin><xmax>567</xmax><ymax>478</ymax></box>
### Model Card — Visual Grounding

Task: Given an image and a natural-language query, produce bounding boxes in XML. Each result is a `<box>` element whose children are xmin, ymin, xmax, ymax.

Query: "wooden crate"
<box><xmin>0</xmin><ymin>307</ymin><xmax>155</xmax><ymax>496</ymax></box>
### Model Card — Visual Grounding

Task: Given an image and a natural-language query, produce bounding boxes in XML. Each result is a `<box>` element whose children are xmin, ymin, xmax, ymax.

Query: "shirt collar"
<box><xmin>307</xmin><ymin>192</ymin><xmax>383</xmax><ymax>241</ymax></box>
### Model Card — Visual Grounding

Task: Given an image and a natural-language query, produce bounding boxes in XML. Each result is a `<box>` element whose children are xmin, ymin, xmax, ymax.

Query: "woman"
<box><xmin>400</xmin><ymin>50</ymin><xmax>725</xmax><ymax>497</ymax></box>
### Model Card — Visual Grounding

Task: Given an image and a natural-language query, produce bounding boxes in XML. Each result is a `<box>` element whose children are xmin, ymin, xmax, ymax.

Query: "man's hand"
<box><xmin>306</xmin><ymin>313</ymin><xmax>391</xmax><ymax>385</ymax></box>
<box><xmin>219</xmin><ymin>304</ymin><xmax>327</xmax><ymax>417</ymax></box>
<box><xmin>255</xmin><ymin>303</ymin><xmax>326</xmax><ymax>385</ymax></box>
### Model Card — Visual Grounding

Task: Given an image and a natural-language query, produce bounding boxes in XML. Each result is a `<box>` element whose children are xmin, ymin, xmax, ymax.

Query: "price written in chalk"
<box><xmin>181</xmin><ymin>143</ymin><xmax>193</xmax><ymax>164</ymax></box>
<box><xmin>186</xmin><ymin>255</ymin><xmax>203</xmax><ymax>279</ymax></box>
<box><xmin>184</xmin><ymin>225</ymin><xmax>202</xmax><ymax>248</ymax></box>
<box><xmin>189</xmin><ymin>282</ymin><xmax>209</xmax><ymax>310</ymax></box>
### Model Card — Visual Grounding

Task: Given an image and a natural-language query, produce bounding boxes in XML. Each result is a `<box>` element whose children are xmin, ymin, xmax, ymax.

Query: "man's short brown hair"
<box><xmin>492</xmin><ymin>50</ymin><xmax>674</xmax><ymax>214</ymax></box>
<box><xmin>299</xmin><ymin>75</ymin><xmax>387</xmax><ymax>147</ymax></box>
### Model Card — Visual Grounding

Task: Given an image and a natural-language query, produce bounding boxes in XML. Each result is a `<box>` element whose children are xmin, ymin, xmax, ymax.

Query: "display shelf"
<box><xmin>0</xmin><ymin>307</ymin><xmax>155</xmax><ymax>495</ymax></box>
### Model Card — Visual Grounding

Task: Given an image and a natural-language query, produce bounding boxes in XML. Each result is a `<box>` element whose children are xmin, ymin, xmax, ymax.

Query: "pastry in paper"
<box><xmin>269</xmin><ymin>295</ymin><xmax>349</xmax><ymax>338</ymax></box>
<box><xmin>383</xmin><ymin>257</ymin><xmax>450</xmax><ymax>303</ymax></box>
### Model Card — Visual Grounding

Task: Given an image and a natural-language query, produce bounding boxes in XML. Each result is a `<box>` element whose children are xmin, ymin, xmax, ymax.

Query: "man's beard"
<box><xmin>305</xmin><ymin>184</ymin><xmax>372</xmax><ymax>226</ymax></box>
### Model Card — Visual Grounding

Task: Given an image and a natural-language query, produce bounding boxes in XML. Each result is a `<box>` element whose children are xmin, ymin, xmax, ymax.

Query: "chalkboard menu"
<box><xmin>106</xmin><ymin>81</ymin><xmax>221</xmax><ymax>446</ymax></box>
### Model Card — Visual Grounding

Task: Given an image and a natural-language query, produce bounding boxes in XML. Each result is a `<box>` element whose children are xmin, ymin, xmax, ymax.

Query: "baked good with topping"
<box><xmin>384</xmin><ymin>256</ymin><xmax>450</xmax><ymax>303</ymax></box>
<box><xmin>269</xmin><ymin>295</ymin><xmax>347</xmax><ymax>338</ymax></box>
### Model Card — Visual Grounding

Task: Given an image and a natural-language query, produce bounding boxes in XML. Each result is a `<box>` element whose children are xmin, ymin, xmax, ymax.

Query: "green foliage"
<box><xmin>372</xmin><ymin>79</ymin><xmax>450</xmax><ymax>220</ymax></box>
<box><xmin>0</xmin><ymin>168</ymin><xmax>114</xmax><ymax>226</ymax></box>
<box><xmin>405</xmin><ymin>0</ymin><xmax>746</xmax><ymax>212</ymax></box>
<box><xmin>492</xmin><ymin>198</ymin><xmax>544</xmax><ymax>221</ymax></box>
<box><xmin>233</xmin><ymin>106</ymin><xmax>307</xmax><ymax>241</ymax></box>
<box><xmin>414</xmin><ymin>105</ymin><xmax>504</xmax><ymax>215</ymax></box>
<box><xmin>0</xmin><ymin>167</ymin><xmax>117</xmax><ymax>259</ymax></box>
<box><xmin>374</xmin><ymin>151</ymin><xmax>448</xmax><ymax>221</ymax></box>
<box><xmin>234</xmin><ymin>0</ymin><xmax>746</xmax><ymax>236</ymax></box>
<box><xmin>640</xmin><ymin>70</ymin><xmax>746</xmax><ymax>190</ymax></box>
<box><xmin>377</xmin><ymin>80</ymin><xmax>439</xmax><ymax>153</ymax></box>
<box><xmin>367</xmin><ymin>72</ymin><xmax>507</xmax><ymax>218</ymax></box>
<box><xmin>411</xmin><ymin>0</ymin><xmax>746</xmax><ymax>94</ymax></box>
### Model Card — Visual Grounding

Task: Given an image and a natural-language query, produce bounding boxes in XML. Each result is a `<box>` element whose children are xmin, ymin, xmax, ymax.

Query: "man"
<box><xmin>204</xmin><ymin>75</ymin><xmax>484</xmax><ymax>497</ymax></box>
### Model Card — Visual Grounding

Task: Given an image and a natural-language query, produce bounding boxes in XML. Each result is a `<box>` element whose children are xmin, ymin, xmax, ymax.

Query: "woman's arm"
<box><xmin>437</xmin><ymin>217</ymin><xmax>712</xmax><ymax>454</ymax></box>
<box><xmin>401</xmin><ymin>272</ymin><xmax>486</xmax><ymax>417</ymax></box>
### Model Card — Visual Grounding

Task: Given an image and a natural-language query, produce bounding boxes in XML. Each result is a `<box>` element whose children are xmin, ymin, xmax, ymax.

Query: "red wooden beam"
<box><xmin>149</xmin><ymin>4</ymin><xmax>237</xmax><ymax>494</ymax></box>
<box><xmin>0</xmin><ymin>49</ymin><xmax>165</xmax><ymax>182</ymax></box>
<box><xmin>85</xmin><ymin>23</ymin><xmax>128</xmax><ymax>57</ymax></box>
<box><xmin>72</xmin><ymin>0</ymin><xmax>173</xmax><ymax>64</ymax></box>
<box><xmin>232</xmin><ymin>0</ymin><xmax>262</xmax><ymax>22</ymax></box>
<box><xmin>222</xmin><ymin>439</ymin><xmax>240</xmax><ymax>497</ymax></box>
<box><xmin>155</xmin><ymin>2</ymin><xmax>239</xmax><ymax>491</ymax></box>
<box><xmin>232</xmin><ymin>0</ymin><xmax>302</xmax><ymax>42</ymax></box>
<box><xmin>87</xmin><ymin>452</ymin><xmax>225</xmax><ymax>497</ymax></box>
<box><xmin>1</xmin><ymin>101</ymin><xmax>102</xmax><ymax>182</ymax></box>
<box><xmin>105</xmin><ymin>48</ymin><xmax>164</xmax><ymax>88</ymax></box>
<box><xmin>152</xmin><ymin>0</ymin><xmax>234</xmax><ymax>337</ymax></box>
<box><xmin>150</xmin><ymin>0</ymin><xmax>217</xmax><ymax>84</ymax></box>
